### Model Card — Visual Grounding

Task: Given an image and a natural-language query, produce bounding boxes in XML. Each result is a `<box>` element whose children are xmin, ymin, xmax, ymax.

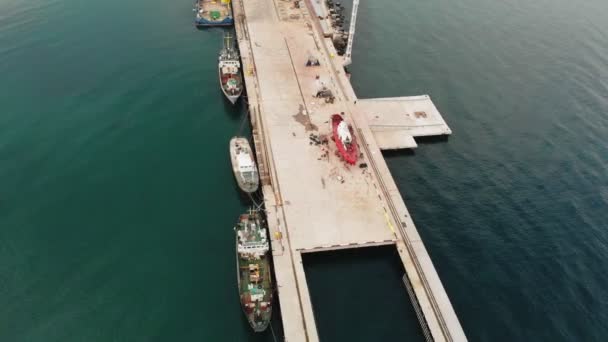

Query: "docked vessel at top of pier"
<box><xmin>194</xmin><ymin>0</ymin><xmax>234</xmax><ymax>27</ymax></box>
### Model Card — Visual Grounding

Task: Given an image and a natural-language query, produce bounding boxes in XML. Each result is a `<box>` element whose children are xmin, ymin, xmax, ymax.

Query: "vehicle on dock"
<box><xmin>230</xmin><ymin>137</ymin><xmax>259</xmax><ymax>193</ymax></box>
<box><xmin>331</xmin><ymin>114</ymin><xmax>358</xmax><ymax>165</ymax></box>
<box><xmin>194</xmin><ymin>0</ymin><xmax>234</xmax><ymax>27</ymax></box>
<box><xmin>218</xmin><ymin>33</ymin><xmax>243</xmax><ymax>104</ymax></box>
<box><xmin>235</xmin><ymin>209</ymin><xmax>273</xmax><ymax>332</ymax></box>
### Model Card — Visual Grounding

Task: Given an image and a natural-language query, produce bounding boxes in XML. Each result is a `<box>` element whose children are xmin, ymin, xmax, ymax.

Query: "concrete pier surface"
<box><xmin>232</xmin><ymin>0</ymin><xmax>466</xmax><ymax>340</ymax></box>
<box><xmin>359</xmin><ymin>96</ymin><xmax>452</xmax><ymax>150</ymax></box>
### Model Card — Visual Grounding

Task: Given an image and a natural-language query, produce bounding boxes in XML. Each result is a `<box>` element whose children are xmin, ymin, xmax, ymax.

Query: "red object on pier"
<box><xmin>331</xmin><ymin>114</ymin><xmax>358</xmax><ymax>165</ymax></box>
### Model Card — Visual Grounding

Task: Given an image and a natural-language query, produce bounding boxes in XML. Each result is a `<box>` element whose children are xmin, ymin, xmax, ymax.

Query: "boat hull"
<box><xmin>218</xmin><ymin>64</ymin><xmax>243</xmax><ymax>105</ymax></box>
<box><xmin>195</xmin><ymin>17</ymin><xmax>234</xmax><ymax>27</ymax></box>
<box><xmin>223</xmin><ymin>90</ymin><xmax>241</xmax><ymax>104</ymax></box>
<box><xmin>331</xmin><ymin>114</ymin><xmax>358</xmax><ymax>165</ymax></box>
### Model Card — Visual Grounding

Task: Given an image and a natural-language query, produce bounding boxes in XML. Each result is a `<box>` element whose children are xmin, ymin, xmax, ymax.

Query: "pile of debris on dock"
<box><xmin>309</xmin><ymin>133</ymin><xmax>329</xmax><ymax>146</ymax></box>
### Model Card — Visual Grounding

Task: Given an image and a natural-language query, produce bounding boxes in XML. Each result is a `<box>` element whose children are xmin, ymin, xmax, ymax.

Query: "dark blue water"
<box><xmin>348</xmin><ymin>0</ymin><xmax>608</xmax><ymax>340</ymax></box>
<box><xmin>1</xmin><ymin>0</ymin><xmax>608</xmax><ymax>340</ymax></box>
<box><xmin>303</xmin><ymin>247</ymin><xmax>426</xmax><ymax>341</ymax></box>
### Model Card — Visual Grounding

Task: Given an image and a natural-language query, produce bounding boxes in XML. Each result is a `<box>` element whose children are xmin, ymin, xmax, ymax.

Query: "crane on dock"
<box><xmin>344</xmin><ymin>0</ymin><xmax>359</xmax><ymax>66</ymax></box>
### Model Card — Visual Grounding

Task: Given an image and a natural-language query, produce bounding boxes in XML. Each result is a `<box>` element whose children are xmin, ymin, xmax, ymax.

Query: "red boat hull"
<box><xmin>331</xmin><ymin>114</ymin><xmax>358</xmax><ymax>165</ymax></box>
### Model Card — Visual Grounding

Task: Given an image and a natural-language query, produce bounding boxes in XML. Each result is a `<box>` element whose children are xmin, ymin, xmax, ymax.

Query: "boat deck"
<box><xmin>238</xmin><ymin>255</ymin><xmax>272</xmax><ymax>294</ymax></box>
<box><xmin>196</xmin><ymin>0</ymin><xmax>232</xmax><ymax>22</ymax></box>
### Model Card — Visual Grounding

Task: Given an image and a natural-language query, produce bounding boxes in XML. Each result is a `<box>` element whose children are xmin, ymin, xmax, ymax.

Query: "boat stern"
<box><xmin>251</xmin><ymin>320</ymin><xmax>270</xmax><ymax>333</ymax></box>
<box><xmin>226</xmin><ymin>94</ymin><xmax>240</xmax><ymax>104</ymax></box>
<box><xmin>248</xmin><ymin>310</ymin><xmax>272</xmax><ymax>332</ymax></box>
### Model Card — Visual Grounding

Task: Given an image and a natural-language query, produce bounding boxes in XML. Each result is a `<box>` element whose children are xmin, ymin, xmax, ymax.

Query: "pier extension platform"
<box><xmin>359</xmin><ymin>96</ymin><xmax>452</xmax><ymax>149</ymax></box>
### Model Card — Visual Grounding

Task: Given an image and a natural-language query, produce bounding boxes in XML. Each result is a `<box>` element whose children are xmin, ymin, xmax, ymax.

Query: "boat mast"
<box><xmin>223</xmin><ymin>32</ymin><xmax>233</xmax><ymax>52</ymax></box>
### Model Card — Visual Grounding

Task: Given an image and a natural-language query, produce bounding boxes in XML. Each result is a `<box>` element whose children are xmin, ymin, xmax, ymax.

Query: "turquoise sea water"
<box><xmin>1</xmin><ymin>0</ymin><xmax>608</xmax><ymax>341</ymax></box>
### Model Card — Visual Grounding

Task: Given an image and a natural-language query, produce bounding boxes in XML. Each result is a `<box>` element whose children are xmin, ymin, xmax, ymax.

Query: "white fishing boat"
<box><xmin>230</xmin><ymin>137</ymin><xmax>259</xmax><ymax>193</ymax></box>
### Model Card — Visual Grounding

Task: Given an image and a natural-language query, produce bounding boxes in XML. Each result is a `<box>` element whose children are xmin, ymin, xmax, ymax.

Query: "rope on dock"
<box><xmin>236</xmin><ymin>105</ymin><xmax>250</xmax><ymax>137</ymax></box>
<box><xmin>247</xmin><ymin>192</ymin><xmax>264</xmax><ymax>211</ymax></box>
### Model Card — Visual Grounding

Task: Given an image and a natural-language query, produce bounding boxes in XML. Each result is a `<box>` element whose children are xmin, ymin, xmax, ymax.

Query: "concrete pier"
<box><xmin>359</xmin><ymin>96</ymin><xmax>452</xmax><ymax>149</ymax></box>
<box><xmin>232</xmin><ymin>0</ymin><xmax>466</xmax><ymax>340</ymax></box>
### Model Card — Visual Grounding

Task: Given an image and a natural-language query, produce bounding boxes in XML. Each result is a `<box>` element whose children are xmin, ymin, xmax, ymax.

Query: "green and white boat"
<box><xmin>235</xmin><ymin>209</ymin><xmax>273</xmax><ymax>332</ymax></box>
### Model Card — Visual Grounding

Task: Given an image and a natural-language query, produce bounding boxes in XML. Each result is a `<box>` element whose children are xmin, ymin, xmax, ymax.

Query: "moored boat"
<box><xmin>235</xmin><ymin>209</ymin><xmax>273</xmax><ymax>332</ymax></box>
<box><xmin>194</xmin><ymin>0</ymin><xmax>234</xmax><ymax>27</ymax></box>
<box><xmin>331</xmin><ymin>113</ymin><xmax>358</xmax><ymax>165</ymax></box>
<box><xmin>230</xmin><ymin>137</ymin><xmax>259</xmax><ymax>193</ymax></box>
<box><xmin>218</xmin><ymin>33</ymin><xmax>243</xmax><ymax>104</ymax></box>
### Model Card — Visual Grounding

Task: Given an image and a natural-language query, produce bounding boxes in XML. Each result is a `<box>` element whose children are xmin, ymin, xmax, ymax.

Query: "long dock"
<box><xmin>231</xmin><ymin>0</ymin><xmax>467</xmax><ymax>340</ymax></box>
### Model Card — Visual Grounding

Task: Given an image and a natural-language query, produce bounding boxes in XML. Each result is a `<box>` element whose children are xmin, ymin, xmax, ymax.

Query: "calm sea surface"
<box><xmin>1</xmin><ymin>0</ymin><xmax>607</xmax><ymax>341</ymax></box>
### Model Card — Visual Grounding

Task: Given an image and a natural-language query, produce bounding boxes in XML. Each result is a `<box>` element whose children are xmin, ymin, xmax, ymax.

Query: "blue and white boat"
<box><xmin>194</xmin><ymin>0</ymin><xmax>234</xmax><ymax>27</ymax></box>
